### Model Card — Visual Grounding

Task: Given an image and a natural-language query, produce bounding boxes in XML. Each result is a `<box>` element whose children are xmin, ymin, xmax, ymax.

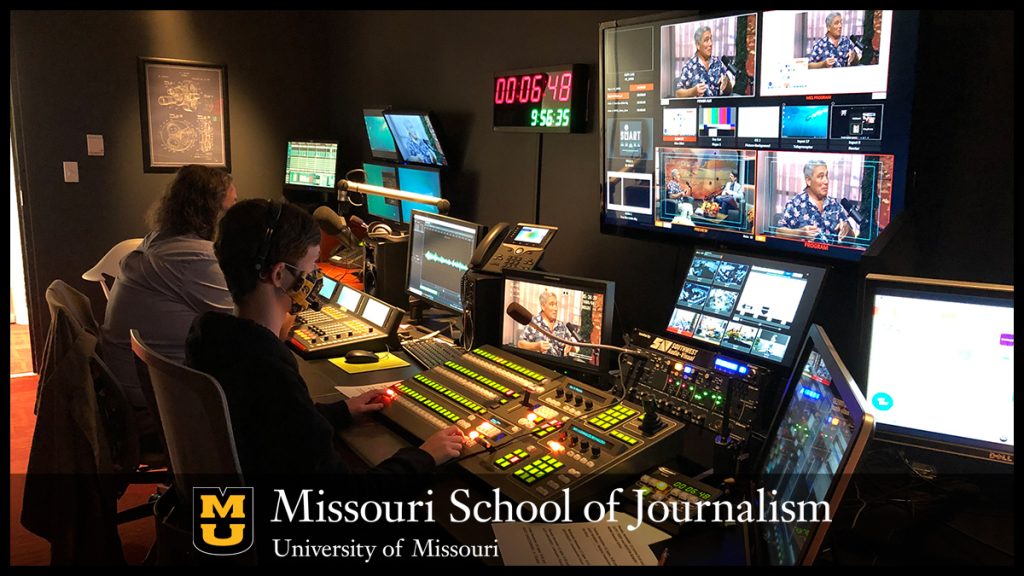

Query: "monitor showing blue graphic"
<box><xmin>384</xmin><ymin>111</ymin><xmax>447</xmax><ymax>167</ymax></box>
<box><xmin>406</xmin><ymin>211</ymin><xmax>482</xmax><ymax>314</ymax></box>
<box><xmin>862</xmin><ymin>275</ymin><xmax>1014</xmax><ymax>465</ymax></box>
<box><xmin>397</xmin><ymin>165</ymin><xmax>443</xmax><ymax>223</ymax></box>
<box><xmin>362</xmin><ymin>162</ymin><xmax>401</xmax><ymax>222</ymax></box>
<box><xmin>781</xmin><ymin>105</ymin><xmax>829</xmax><ymax>139</ymax></box>
<box><xmin>363</xmin><ymin>108</ymin><xmax>399</xmax><ymax>161</ymax></box>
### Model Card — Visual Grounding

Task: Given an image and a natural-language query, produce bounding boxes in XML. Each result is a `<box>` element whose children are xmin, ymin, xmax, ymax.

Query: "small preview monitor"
<box><xmin>667</xmin><ymin>249</ymin><xmax>826</xmax><ymax>367</ymax></box>
<box><xmin>397</xmin><ymin>165</ymin><xmax>443</xmax><ymax>223</ymax></box>
<box><xmin>337</xmin><ymin>284</ymin><xmax>363</xmax><ymax>313</ymax></box>
<box><xmin>502</xmin><ymin>269</ymin><xmax>615</xmax><ymax>375</ymax></box>
<box><xmin>284</xmin><ymin>140</ymin><xmax>338</xmax><ymax>190</ymax></box>
<box><xmin>362</xmin><ymin>162</ymin><xmax>402</xmax><ymax>223</ymax></box>
<box><xmin>406</xmin><ymin>210</ymin><xmax>483</xmax><ymax>314</ymax></box>
<box><xmin>318</xmin><ymin>275</ymin><xmax>339</xmax><ymax>301</ymax></box>
<box><xmin>862</xmin><ymin>274</ymin><xmax>1014</xmax><ymax>465</ymax></box>
<box><xmin>363</xmin><ymin>108</ymin><xmax>399</xmax><ymax>161</ymax></box>
<box><xmin>384</xmin><ymin>111</ymin><xmax>448</xmax><ymax>167</ymax></box>
<box><xmin>752</xmin><ymin>324</ymin><xmax>874</xmax><ymax>565</ymax></box>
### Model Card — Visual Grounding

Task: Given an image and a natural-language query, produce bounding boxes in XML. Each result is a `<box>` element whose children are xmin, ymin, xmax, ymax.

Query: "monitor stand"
<box><xmin>407</xmin><ymin>303</ymin><xmax>463</xmax><ymax>343</ymax></box>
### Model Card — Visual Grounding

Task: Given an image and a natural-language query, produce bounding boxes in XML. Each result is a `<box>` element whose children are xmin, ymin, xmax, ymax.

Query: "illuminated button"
<box><xmin>567</xmin><ymin>468</ymin><xmax>581</xmax><ymax>478</ymax></box>
<box><xmin>536</xmin><ymin>487</ymin><xmax>549</xmax><ymax>496</ymax></box>
<box><xmin>655</xmin><ymin>481</ymin><xmax>669</xmax><ymax>491</ymax></box>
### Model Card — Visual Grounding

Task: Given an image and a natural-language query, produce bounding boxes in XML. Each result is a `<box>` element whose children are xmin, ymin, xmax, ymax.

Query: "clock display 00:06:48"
<box><xmin>530</xmin><ymin>108</ymin><xmax>570</xmax><ymax>127</ymax></box>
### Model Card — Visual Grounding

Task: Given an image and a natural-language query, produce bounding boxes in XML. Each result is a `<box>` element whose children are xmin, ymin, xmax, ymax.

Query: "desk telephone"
<box><xmin>469</xmin><ymin>222</ymin><xmax>558</xmax><ymax>273</ymax></box>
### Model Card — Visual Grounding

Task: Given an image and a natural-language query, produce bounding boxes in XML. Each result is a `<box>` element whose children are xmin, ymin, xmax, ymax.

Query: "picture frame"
<box><xmin>138</xmin><ymin>57</ymin><xmax>230</xmax><ymax>172</ymax></box>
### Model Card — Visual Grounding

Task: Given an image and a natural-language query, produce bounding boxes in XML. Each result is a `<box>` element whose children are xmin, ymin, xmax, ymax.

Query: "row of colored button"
<box><xmin>531</xmin><ymin>421</ymin><xmax>562</xmax><ymax>438</ymax></box>
<box><xmin>609</xmin><ymin>429</ymin><xmax>639</xmax><ymax>445</ymax></box>
<box><xmin>443</xmin><ymin>361</ymin><xmax>519</xmax><ymax>398</ymax></box>
<box><xmin>472</xmin><ymin>348</ymin><xmax>547</xmax><ymax>382</ymax></box>
<box><xmin>394</xmin><ymin>383</ymin><xmax>459</xmax><ymax>423</ymax></box>
<box><xmin>494</xmin><ymin>448</ymin><xmax>530</xmax><ymax>469</ymax></box>
<box><xmin>588</xmin><ymin>404</ymin><xmax>637</xmax><ymax>429</ymax></box>
<box><xmin>513</xmin><ymin>455</ymin><xmax>565</xmax><ymax>485</ymax></box>
<box><xmin>413</xmin><ymin>374</ymin><xmax>487</xmax><ymax>414</ymax></box>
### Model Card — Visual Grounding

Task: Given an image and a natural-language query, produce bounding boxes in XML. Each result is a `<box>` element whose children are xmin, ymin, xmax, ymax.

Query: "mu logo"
<box><xmin>193</xmin><ymin>487</ymin><xmax>254</xmax><ymax>555</ymax></box>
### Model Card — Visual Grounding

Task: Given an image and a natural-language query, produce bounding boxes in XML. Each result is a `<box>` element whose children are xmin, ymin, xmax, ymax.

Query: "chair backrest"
<box><xmin>130</xmin><ymin>329</ymin><xmax>243</xmax><ymax>502</ymax></box>
<box><xmin>82</xmin><ymin>238</ymin><xmax>143</xmax><ymax>300</ymax></box>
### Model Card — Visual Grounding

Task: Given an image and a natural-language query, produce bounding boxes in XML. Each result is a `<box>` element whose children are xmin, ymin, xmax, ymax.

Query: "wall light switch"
<box><xmin>87</xmin><ymin>134</ymin><xmax>105</xmax><ymax>156</ymax></box>
<box><xmin>63</xmin><ymin>161</ymin><xmax>79</xmax><ymax>183</ymax></box>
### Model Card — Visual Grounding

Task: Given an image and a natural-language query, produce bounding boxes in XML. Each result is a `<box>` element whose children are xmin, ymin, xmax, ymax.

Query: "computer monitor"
<box><xmin>384</xmin><ymin>111</ymin><xmax>448</xmax><ymax>167</ymax></box>
<box><xmin>362</xmin><ymin>162</ymin><xmax>402</xmax><ymax>223</ymax></box>
<box><xmin>600</xmin><ymin>10</ymin><xmax>918</xmax><ymax>261</ymax></box>
<box><xmin>363</xmin><ymin>108</ymin><xmax>399</xmax><ymax>161</ymax></box>
<box><xmin>406</xmin><ymin>210</ymin><xmax>483</xmax><ymax>314</ymax></box>
<box><xmin>397</xmin><ymin>165</ymin><xmax>442</xmax><ymax>223</ymax></box>
<box><xmin>501</xmin><ymin>269</ymin><xmax>616</xmax><ymax>376</ymax></box>
<box><xmin>861</xmin><ymin>274</ymin><xmax>1014</xmax><ymax>465</ymax></box>
<box><xmin>666</xmin><ymin>248</ymin><xmax>826</xmax><ymax>367</ymax></box>
<box><xmin>284</xmin><ymin>140</ymin><xmax>338</xmax><ymax>191</ymax></box>
<box><xmin>752</xmin><ymin>324</ymin><xmax>873</xmax><ymax>565</ymax></box>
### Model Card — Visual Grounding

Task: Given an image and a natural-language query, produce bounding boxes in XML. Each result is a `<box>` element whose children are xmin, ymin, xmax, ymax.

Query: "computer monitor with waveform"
<box><xmin>406</xmin><ymin>210</ymin><xmax>483</xmax><ymax>314</ymax></box>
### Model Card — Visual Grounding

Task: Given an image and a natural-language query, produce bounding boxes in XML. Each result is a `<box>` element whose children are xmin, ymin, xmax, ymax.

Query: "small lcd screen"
<box><xmin>318</xmin><ymin>276</ymin><xmax>338</xmax><ymax>300</ymax></box>
<box><xmin>361</xmin><ymin>298</ymin><xmax>390</xmax><ymax>327</ymax></box>
<box><xmin>284</xmin><ymin>141</ymin><xmax>338</xmax><ymax>189</ymax></box>
<box><xmin>363</xmin><ymin>108</ymin><xmax>398</xmax><ymax>161</ymax></box>
<box><xmin>384</xmin><ymin>112</ymin><xmax>447</xmax><ymax>167</ymax></box>
<box><xmin>514</xmin><ymin>227</ymin><xmax>550</xmax><ymax>244</ymax></box>
<box><xmin>337</xmin><ymin>285</ymin><xmax>362</xmax><ymax>312</ymax></box>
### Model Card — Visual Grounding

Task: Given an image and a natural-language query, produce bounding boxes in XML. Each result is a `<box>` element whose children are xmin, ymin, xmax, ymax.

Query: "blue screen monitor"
<box><xmin>362</xmin><ymin>162</ymin><xmax>402</xmax><ymax>222</ymax></box>
<box><xmin>397</xmin><ymin>165</ymin><xmax>442</xmax><ymax>223</ymax></box>
<box><xmin>363</xmin><ymin>108</ymin><xmax>399</xmax><ymax>161</ymax></box>
<box><xmin>384</xmin><ymin>111</ymin><xmax>448</xmax><ymax>167</ymax></box>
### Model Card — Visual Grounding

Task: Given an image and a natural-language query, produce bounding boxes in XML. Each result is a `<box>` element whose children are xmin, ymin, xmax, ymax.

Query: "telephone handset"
<box><xmin>470</xmin><ymin>222</ymin><xmax>510</xmax><ymax>269</ymax></box>
<box><xmin>471</xmin><ymin>222</ymin><xmax>558</xmax><ymax>274</ymax></box>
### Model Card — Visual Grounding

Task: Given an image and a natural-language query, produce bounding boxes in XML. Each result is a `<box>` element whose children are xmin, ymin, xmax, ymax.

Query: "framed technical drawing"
<box><xmin>138</xmin><ymin>57</ymin><xmax>230</xmax><ymax>172</ymax></box>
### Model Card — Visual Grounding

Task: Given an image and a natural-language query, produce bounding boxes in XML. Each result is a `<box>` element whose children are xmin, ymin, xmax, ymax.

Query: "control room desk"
<box><xmin>294</xmin><ymin>350</ymin><xmax>746</xmax><ymax>566</ymax></box>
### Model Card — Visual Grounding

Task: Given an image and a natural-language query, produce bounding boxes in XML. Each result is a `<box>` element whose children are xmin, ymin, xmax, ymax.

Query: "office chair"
<box><xmin>82</xmin><ymin>238</ymin><xmax>143</xmax><ymax>300</ymax></box>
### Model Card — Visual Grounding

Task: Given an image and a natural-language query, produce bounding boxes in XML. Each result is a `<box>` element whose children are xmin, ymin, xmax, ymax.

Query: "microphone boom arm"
<box><xmin>336</xmin><ymin>179</ymin><xmax>451</xmax><ymax>214</ymax></box>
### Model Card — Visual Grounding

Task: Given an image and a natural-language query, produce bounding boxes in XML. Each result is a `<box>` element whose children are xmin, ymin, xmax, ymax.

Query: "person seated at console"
<box><xmin>186</xmin><ymin>199</ymin><xmax>464</xmax><ymax>483</ymax></box>
<box><xmin>517</xmin><ymin>290</ymin><xmax>579</xmax><ymax>357</ymax></box>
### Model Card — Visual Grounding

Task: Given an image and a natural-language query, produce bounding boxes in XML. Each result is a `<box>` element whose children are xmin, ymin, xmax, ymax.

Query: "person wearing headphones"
<box><xmin>185</xmin><ymin>199</ymin><xmax>464</xmax><ymax>483</ymax></box>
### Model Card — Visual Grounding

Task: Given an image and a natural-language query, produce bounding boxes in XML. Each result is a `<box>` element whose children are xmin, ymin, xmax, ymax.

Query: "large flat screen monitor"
<box><xmin>501</xmin><ymin>269</ymin><xmax>615</xmax><ymax>376</ymax></box>
<box><xmin>600</xmin><ymin>10</ymin><xmax>917</xmax><ymax>261</ymax></box>
<box><xmin>384</xmin><ymin>111</ymin><xmax>448</xmax><ymax>167</ymax></box>
<box><xmin>284</xmin><ymin>140</ymin><xmax>339</xmax><ymax>191</ymax></box>
<box><xmin>666</xmin><ymin>249</ymin><xmax>826</xmax><ymax>367</ymax></box>
<box><xmin>406</xmin><ymin>210</ymin><xmax>482</xmax><ymax>314</ymax></box>
<box><xmin>362</xmin><ymin>162</ymin><xmax>402</xmax><ymax>223</ymax></box>
<box><xmin>752</xmin><ymin>324</ymin><xmax>873</xmax><ymax>565</ymax></box>
<box><xmin>861</xmin><ymin>274</ymin><xmax>1014</xmax><ymax>465</ymax></box>
<box><xmin>363</xmin><ymin>108</ymin><xmax>399</xmax><ymax>161</ymax></box>
<box><xmin>397</xmin><ymin>165</ymin><xmax>443</xmax><ymax>223</ymax></box>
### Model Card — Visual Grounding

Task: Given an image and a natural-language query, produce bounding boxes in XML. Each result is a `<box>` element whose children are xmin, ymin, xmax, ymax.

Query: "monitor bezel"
<box><xmin>860</xmin><ymin>273</ymin><xmax>1014</xmax><ymax>465</ymax></box>
<box><xmin>283</xmin><ymin>139</ymin><xmax>339</xmax><ymax>191</ymax></box>
<box><xmin>752</xmin><ymin>324</ymin><xmax>874</xmax><ymax>565</ymax></box>
<box><xmin>395</xmin><ymin>164</ymin><xmax>443</xmax><ymax>223</ymax></box>
<box><xmin>665</xmin><ymin>246</ymin><xmax>828</xmax><ymax>368</ymax></box>
<box><xmin>405</xmin><ymin>209</ymin><xmax>483</xmax><ymax>315</ymax></box>
<box><xmin>361</xmin><ymin>161</ymin><xmax>403</xmax><ymax>224</ymax></box>
<box><xmin>383</xmin><ymin>110</ymin><xmax>448</xmax><ymax>168</ymax></box>
<box><xmin>363</xmin><ymin>107</ymin><xmax>400</xmax><ymax>162</ymax></box>
<box><xmin>500</xmin><ymin>268</ymin><xmax>617</xmax><ymax>377</ymax></box>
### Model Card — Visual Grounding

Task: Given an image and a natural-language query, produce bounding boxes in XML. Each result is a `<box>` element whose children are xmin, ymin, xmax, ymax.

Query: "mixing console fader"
<box><xmin>289</xmin><ymin>284</ymin><xmax>404</xmax><ymax>359</ymax></box>
<box><xmin>378</xmin><ymin>345</ymin><xmax>685</xmax><ymax>506</ymax></box>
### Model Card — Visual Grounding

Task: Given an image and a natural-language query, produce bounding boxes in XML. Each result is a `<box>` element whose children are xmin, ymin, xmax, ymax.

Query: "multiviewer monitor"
<box><xmin>362</xmin><ymin>162</ymin><xmax>402</xmax><ymax>223</ymax></box>
<box><xmin>666</xmin><ymin>249</ymin><xmax>826</xmax><ymax>367</ymax></box>
<box><xmin>363</xmin><ymin>108</ymin><xmax>399</xmax><ymax>161</ymax></box>
<box><xmin>752</xmin><ymin>324</ymin><xmax>873</xmax><ymax>565</ymax></box>
<box><xmin>861</xmin><ymin>274</ymin><xmax>1014</xmax><ymax>465</ymax></box>
<box><xmin>501</xmin><ymin>269</ymin><xmax>615</xmax><ymax>376</ymax></box>
<box><xmin>284</xmin><ymin>140</ymin><xmax>338</xmax><ymax>190</ymax></box>
<box><xmin>600</xmin><ymin>10</ymin><xmax>917</xmax><ymax>261</ymax></box>
<box><xmin>384</xmin><ymin>111</ymin><xmax>448</xmax><ymax>167</ymax></box>
<box><xmin>406</xmin><ymin>210</ymin><xmax>482</xmax><ymax>314</ymax></box>
<box><xmin>397</xmin><ymin>165</ymin><xmax>442</xmax><ymax>223</ymax></box>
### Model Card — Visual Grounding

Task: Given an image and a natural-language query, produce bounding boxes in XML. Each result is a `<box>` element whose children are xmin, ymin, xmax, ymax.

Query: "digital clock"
<box><xmin>493</xmin><ymin>64</ymin><xmax>588</xmax><ymax>133</ymax></box>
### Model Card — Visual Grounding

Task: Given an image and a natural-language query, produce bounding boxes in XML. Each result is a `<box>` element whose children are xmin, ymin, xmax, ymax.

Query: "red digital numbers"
<box><xmin>495</xmin><ymin>71</ymin><xmax>572</xmax><ymax>105</ymax></box>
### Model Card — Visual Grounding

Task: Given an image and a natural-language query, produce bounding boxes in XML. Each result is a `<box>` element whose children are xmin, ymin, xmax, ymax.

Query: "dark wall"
<box><xmin>12</xmin><ymin>11</ymin><xmax>1013</xmax><ymax>375</ymax></box>
<box><xmin>11</xmin><ymin>11</ymin><xmax>332</xmax><ymax>362</ymax></box>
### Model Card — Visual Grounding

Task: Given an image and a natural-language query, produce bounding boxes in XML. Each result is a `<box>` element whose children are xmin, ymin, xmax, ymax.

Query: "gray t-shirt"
<box><xmin>101</xmin><ymin>231</ymin><xmax>233</xmax><ymax>431</ymax></box>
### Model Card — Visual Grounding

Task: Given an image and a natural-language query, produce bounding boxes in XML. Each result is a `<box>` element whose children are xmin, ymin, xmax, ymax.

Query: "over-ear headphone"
<box><xmin>368</xmin><ymin>222</ymin><xmax>407</xmax><ymax>242</ymax></box>
<box><xmin>255</xmin><ymin>200</ymin><xmax>283</xmax><ymax>278</ymax></box>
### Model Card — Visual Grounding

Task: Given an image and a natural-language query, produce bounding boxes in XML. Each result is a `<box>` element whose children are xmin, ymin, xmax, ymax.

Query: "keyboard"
<box><xmin>402</xmin><ymin>337</ymin><xmax>466</xmax><ymax>370</ymax></box>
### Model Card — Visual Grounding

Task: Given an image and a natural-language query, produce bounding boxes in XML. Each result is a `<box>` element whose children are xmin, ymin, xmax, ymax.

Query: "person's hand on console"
<box><xmin>345</xmin><ymin>389</ymin><xmax>387</xmax><ymax>416</ymax></box>
<box><xmin>420</xmin><ymin>426</ymin><xmax>465</xmax><ymax>465</ymax></box>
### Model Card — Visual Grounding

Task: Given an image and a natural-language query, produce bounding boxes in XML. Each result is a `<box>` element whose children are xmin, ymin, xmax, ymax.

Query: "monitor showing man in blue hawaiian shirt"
<box><xmin>776</xmin><ymin>158</ymin><xmax>854</xmax><ymax>244</ymax></box>
<box><xmin>808</xmin><ymin>12</ymin><xmax>861</xmax><ymax>69</ymax></box>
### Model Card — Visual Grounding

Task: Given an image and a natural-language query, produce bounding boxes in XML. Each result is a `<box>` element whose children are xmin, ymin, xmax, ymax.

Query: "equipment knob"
<box><xmin>580</xmin><ymin>440</ymin><xmax>590</xmax><ymax>451</ymax></box>
<box><xmin>574</xmin><ymin>396</ymin><xmax>583</xmax><ymax>407</ymax></box>
<box><xmin>564</xmin><ymin>391</ymin><xmax>574</xmax><ymax>403</ymax></box>
<box><xmin>584</xmin><ymin>399</ymin><xmax>594</xmax><ymax>410</ymax></box>
<box><xmin>569</xmin><ymin>435</ymin><xmax>578</xmax><ymax>446</ymax></box>
<box><xmin>591</xmin><ymin>446</ymin><xmax>601</xmax><ymax>459</ymax></box>
<box><xmin>555</xmin><ymin>388</ymin><xmax>564</xmax><ymax>398</ymax></box>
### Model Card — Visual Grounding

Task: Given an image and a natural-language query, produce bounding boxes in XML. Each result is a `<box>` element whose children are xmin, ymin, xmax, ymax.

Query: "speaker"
<box><xmin>363</xmin><ymin>236</ymin><xmax>409</xmax><ymax>310</ymax></box>
<box><xmin>461</xmin><ymin>271</ymin><xmax>504</xmax><ymax>349</ymax></box>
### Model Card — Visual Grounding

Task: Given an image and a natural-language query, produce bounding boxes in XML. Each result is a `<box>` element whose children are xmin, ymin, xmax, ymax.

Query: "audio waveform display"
<box><xmin>425</xmin><ymin>251</ymin><xmax>469</xmax><ymax>272</ymax></box>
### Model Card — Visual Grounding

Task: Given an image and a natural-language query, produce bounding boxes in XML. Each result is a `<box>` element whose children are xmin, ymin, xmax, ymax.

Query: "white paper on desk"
<box><xmin>492</xmin><ymin>522</ymin><xmax>659</xmax><ymax>566</ymax></box>
<box><xmin>597</xmin><ymin>512</ymin><xmax>672</xmax><ymax>547</ymax></box>
<box><xmin>334</xmin><ymin>381</ymin><xmax>397</xmax><ymax>398</ymax></box>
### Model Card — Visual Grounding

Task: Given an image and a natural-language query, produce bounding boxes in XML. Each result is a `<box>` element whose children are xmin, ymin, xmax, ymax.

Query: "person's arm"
<box><xmin>719</xmin><ymin>68</ymin><xmax>733</xmax><ymax>95</ymax></box>
<box><xmin>807</xmin><ymin>59</ymin><xmax>833</xmax><ymax>69</ymax></box>
<box><xmin>847</xmin><ymin>43</ymin><xmax>860</xmax><ymax>66</ymax></box>
<box><xmin>675</xmin><ymin>84</ymin><xmax>704</xmax><ymax>98</ymax></box>
<box><xmin>776</xmin><ymin>202</ymin><xmax>820</xmax><ymax>239</ymax></box>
